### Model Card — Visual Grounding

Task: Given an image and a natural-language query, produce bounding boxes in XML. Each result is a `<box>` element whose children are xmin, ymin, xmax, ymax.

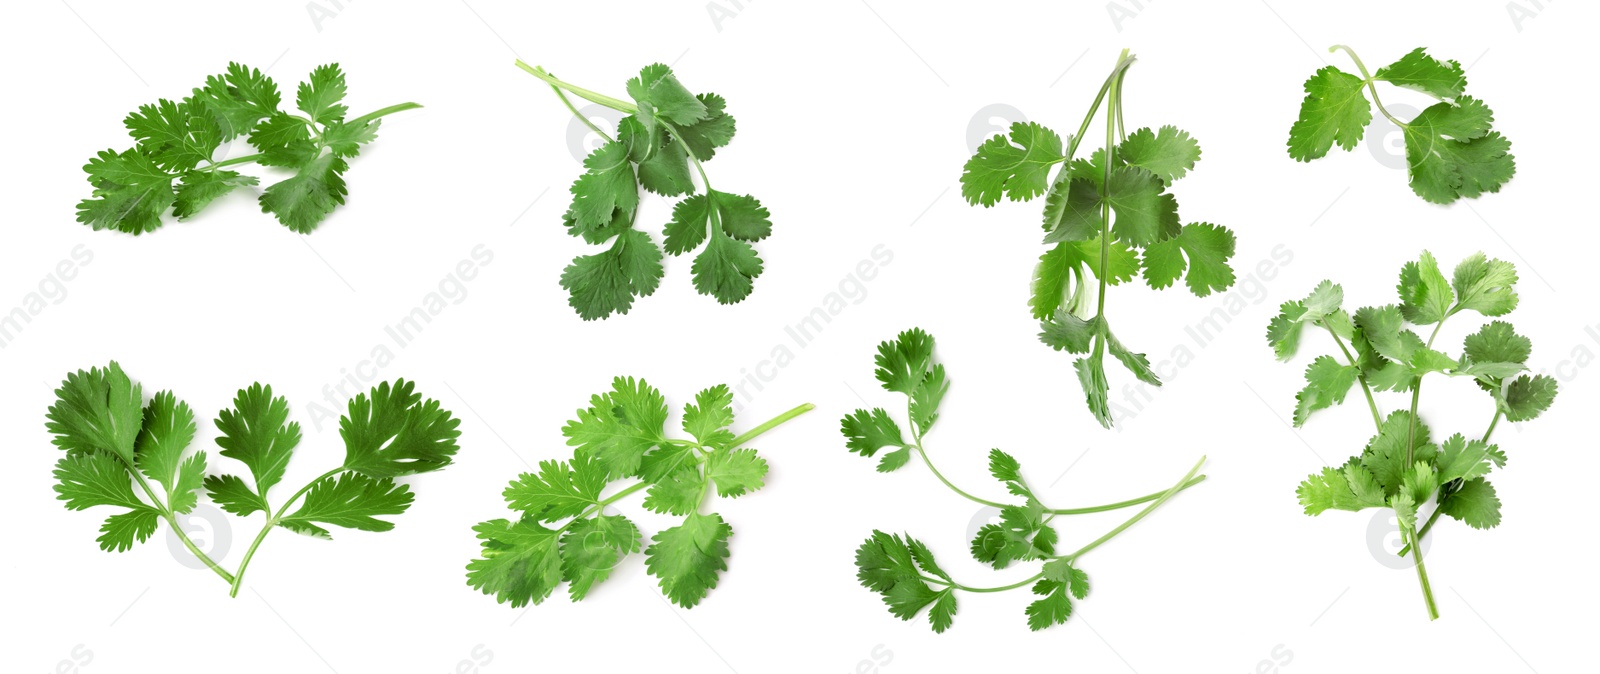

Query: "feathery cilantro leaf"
<box><xmin>961</xmin><ymin>50</ymin><xmax>1236</xmax><ymax>427</ymax></box>
<box><xmin>846</xmin><ymin>328</ymin><xmax>1206</xmax><ymax>631</ymax></box>
<box><xmin>1287</xmin><ymin>46</ymin><xmax>1514</xmax><ymax>203</ymax></box>
<box><xmin>471</xmin><ymin>378</ymin><xmax>811</xmax><ymax>611</ymax></box>
<box><xmin>76</xmin><ymin>63</ymin><xmax>419</xmax><ymax>234</ymax></box>
<box><xmin>1273</xmin><ymin>252</ymin><xmax>1551</xmax><ymax>620</ymax></box>
<box><xmin>47</xmin><ymin>365</ymin><xmax>460</xmax><ymax>595</ymax></box>
<box><xmin>521</xmin><ymin>62</ymin><xmax>774</xmax><ymax>319</ymax></box>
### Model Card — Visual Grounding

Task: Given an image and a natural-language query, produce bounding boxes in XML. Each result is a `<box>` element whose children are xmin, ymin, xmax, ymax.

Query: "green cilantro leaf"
<box><xmin>1118</xmin><ymin>125</ymin><xmax>1201</xmax><ymax>183</ymax></box>
<box><xmin>504</xmin><ymin>458</ymin><xmax>608</xmax><ymax>522</ymax></box>
<box><xmin>1450</xmin><ymin>253</ymin><xmax>1518</xmax><ymax>317</ymax></box>
<box><xmin>1287</xmin><ymin>66</ymin><xmax>1371</xmax><ymax>161</ymax></box>
<box><xmin>1140</xmin><ymin>222</ymin><xmax>1237</xmax><ymax>296</ymax></box>
<box><xmin>682</xmin><ymin>385</ymin><xmax>737</xmax><ymax>448</ymax></box>
<box><xmin>258</xmin><ymin>153</ymin><xmax>349</xmax><ymax>233</ymax></box>
<box><xmin>1103</xmin><ymin>166</ymin><xmax>1180</xmax><ymax>247</ymax></box>
<box><xmin>467</xmin><ymin>517</ymin><xmax>564</xmax><ymax>607</ymax></box>
<box><xmin>704</xmin><ymin>448</ymin><xmax>767</xmax><ymax>497</ymax></box>
<box><xmin>48</xmin><ymin>367</ymin><xmax>458</xmax><ymax>593</ymax></box>
<box><xmin>192</xmin><ymin>62</ymin><xmax>282</xmax><ymax>139</ymax></box>
<box><xmin>1288</xmin><ymin>47</ymin><xmax>1514</xmax><ymax>203</ymax></box>
<box><xmin>1397</xmin><ymin>251</ymin><xmax>1454</xmax><ymax>325</ymax></box>
<box><xmin>1403</xmin><ymin>97</ymin><xmax>1515</xmax><ymax>203</ymax></box>
<box><xmin>47</xmin><ymin>362</ymin><xmax>143</xmax><ymax>461</ymax></box>
<box><xmin>527</xmin><ymin>63</ymin><xmax>774</xmax><ymax>318</ymax></box>
<box><xmin>296</xmin><ymin>63</ymin><xmax>349</xmax><ymax>124</ymax></box>
<box><xmin>560</xmin><ymin>228</ymin><xmax>666</xmax><ymax>321</ymax></box>
<box><xmin>1374</xmin><ymin>48</ymin><xmax>1467</xmax><ymax>100</ymax></box>
<box><xmin>78</xmin><ymin>62</ymin><xmax>419</xmax><ymax>235</ymax></box>
<box><xmin>560</xmin><ymin>514</ymin><xmax>641</xmax><ymax>600</ymax></box>
<box><xmin>1440</xmin><ymin>478</ymin><xmax>1501</xmax><ymax>529</ymax></box>
<box><xmin>339</xmin><ymin>379</ymin><xmax>461</xmax><ymax>478</ymax></box>
<box><xmin>278</xmin><ymin>472</ymin><xmax>414</xmax><ymax>539</ymax></box>
<box><xmin>212</xmin><ymin>383</ymin><xmax>299</xmax><ymax>496</ymax></box>
<box><xmin>646</xmin><ymin>512</ymin><xmax>732</xmax><ymax>608</ymax></box>
<box><xmin>133</xmin><ymin>391</ymin><xmax>204</xmax><ymax>514</ymax></box>
<box><xmin>961</xmin><ymin>122</ymin><xmax>1064</xmax><ymax>206</ymax></box>
<box><xmin>1500</xmin><ymin>374</ymin><xmax>1556</xmax><ymax>422</ymax></box>
<box><xmin>1294</xmin><ymin>356</ymin><xmax>1359</xmax><ymax>426</ymax></box>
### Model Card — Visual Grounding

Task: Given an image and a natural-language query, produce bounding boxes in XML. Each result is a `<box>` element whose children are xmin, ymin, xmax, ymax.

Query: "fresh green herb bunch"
<box><xmin>47</xmin><ymin>363</ymin><xmax>461</xmax><ymax>596</ymax></box>
<box><xmin>1269</xmin><ymin>252</ymin><xmax>1556</xmax><ymax>620</ymax></box>
<box><xmin>518</xmin><ymin>62</ymin><xmax>771</xmax><ymax>320</ymax></box>
<box><xmin>467</xmin><ymin>378</ymin><xmax>812</xmax><ymax>609</ymax></box>
<box><xmin>960</xmin><ymin>49</ymin><xmax>1239</xmax><ymax>428</ymax></box>
<box><xmin>843</xmin><ymin>328</ymin><xmax>1206</xmax><ymax>632</ymax></box>
<box><xmin>1287</xmin><ymin>46</ymin><xmax>1514</xmax><ymax>204</ymax></box>
<box><xmin>77</xmin><ymin>63</ymin><xmax>421</xmax><ymax>234</ymax></box>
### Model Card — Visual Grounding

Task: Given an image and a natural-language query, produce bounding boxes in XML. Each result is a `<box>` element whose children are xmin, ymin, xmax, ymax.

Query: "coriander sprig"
<box><xmin>467</xmin><ymin>378</ymin><xmax>811</xmax><ymax>609</ymax></box>
<box><xmin>1270</xmin><ymin>252</ymin><xmax>1556</xmax><ymax>620</ymax></box>
<box><xmin>1287</xmin><ymin>46</ymin><xmax>1515</xmax><ymax>204</ymax></box>
<box><xmin>960</xmin><ymin>49</ymin><xmax>1239</xmax><ymax>428</ymax></box>
<box><xmin>47</xmin><ymin>363</ymin><xmax>461</xmax><ymax>596</ymax></box>
<box><xmin>518</xmin><ymin>62</ymin><xmax>771</xmax><ymax>320</ymax></box>
<box><xmin>77</xmin><ymin>63</ymin><xmax>421</xmax><ymax>234</ymax></box>
<box><xmin>845</xmin><ymin>328</ymin><xmax>1207</xmax><ymax>632</ymax></box>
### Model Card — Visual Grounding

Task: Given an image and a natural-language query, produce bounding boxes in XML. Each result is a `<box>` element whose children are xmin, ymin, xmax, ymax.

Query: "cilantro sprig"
<box><xmin>47</xmin><ymin>363</ymin><xmax>461</xmax><ymax>596</ymax></box>
<box><xmin>76</xmin><ymin>63</ymin><xmax>421</xmax><ymax>234</ymax></box>
<box><xmin>844</xmin><ymin>329</ymin><xmax>1206</xmax><ymax>632</ymax></box>
<box><xmin>1269</xmin><ymin>252</ymin><xmax>1555</xmax><ymax>619</ymax></box>
<box><xmin>960</xmin><ymin>49</ymin><xmax>1239</xmax><ymax>428</ymax></box>
<box><xmin>517</xmin><ymin>62</ymin><xmax>771</xmax><ymax>320</ymax></box>
<box><xmin>1287</xmin><ymin>46</ymin><xmax>1515</xmax><ymax>204</ymax></box>
<box><xmin>467</xmin><ymin>378</ymin><xmax>811</xmax><ymax>609</ymax></box>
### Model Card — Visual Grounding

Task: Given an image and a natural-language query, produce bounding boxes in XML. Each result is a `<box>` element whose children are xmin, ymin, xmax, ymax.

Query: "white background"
<box><xmin>2</xmin><ymin>1</ymin><xmax>1594</xmax><ymax>672</ymax></box>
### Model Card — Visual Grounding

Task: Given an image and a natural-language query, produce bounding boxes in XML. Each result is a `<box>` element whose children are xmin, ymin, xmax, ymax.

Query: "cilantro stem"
<box><xmin>905</xmin><ymin>397</ymin><xmax>1205</xmax><ymax>514</ymax></box>
<box><xmin>1329</xmin><ymin>45</ymin><xmax>1407</xmax><ymax>128</ymax></box>
<box><xmin>345</xmin><ymin>102</ymin><xmax>425</xmax><ymax>128</ymax></box>
<box><xmin>227</xmin><ymin>467</ymin><xmax>342</xmax><ymax>598</ymax></box>
<box><xmin>1399</xmin><ymin>410</ymin><xmax>1503</xmax><ymax>557</ymax></box>
<box><xmin>515</xmin><ymin>61</ymin><xmax>639</xmax><ymax>114</ymax></box>
<box><xmin>1324</xmin><ymin>324</ymin><xmax>1384</xmax><ymax>431</ymax></box>
<box><xmin>926</xmin><ymin>456</ymin><xmax>1204</xmax><ymax>596</ymax></box>
<box><xmin>1059</xmin><ymin>455</ymin><xmax>1205</xmax><ymax>562</ymax></box>
<box><xmin>942</xmin><ymin>573</ymin><xmax>1043</xmax><ymax>593</ymax></box>
<box><xmin>124</xmin><ymin>466</ymin><xmax>236</xmax><ymax>584</ymax></box>
<box><xmin>730</xmin><ymin>403</ymin><xmax>815</xmax><ymax>447</ymax></box>
<box><xmin>1404</xmin><ymin>522</ymin><xmax>1440</xmax><ymax>620</ymax></box>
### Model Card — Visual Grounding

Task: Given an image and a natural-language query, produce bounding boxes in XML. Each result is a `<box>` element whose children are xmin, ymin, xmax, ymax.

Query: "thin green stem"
<box><xmin>515</xmin><ymin>61</ymin><xmax>638</xmax><ymax>113</ymax></box>
<box><xmin>1329</xmin><ymin>45</ymin><xmax>1407</xmax><ymax>127</ymax></box>
<box><xmin>912</xmin><ymin>443</ymin><xmax>1008</xmax><ymax>509</ymax></box>
<box><xmin>1325</xmin><ymin>324</ymin><xmax>1383</xmax><ymax>431</ymax></box>
<box><xmin>345</xmin><ymin>102</ymin><xmax>425</xmax><ymax>128</ymax></box>
<box><xmin>1482</xmin><ymin>410</ymin><xmax>1502</xmax><ymax>444</ymax></box>
<box><xmin>729</xmin><ymin>403</ymin><xmax>815</xmax><ymax>448</ymax></box>
<box><xmin>1094</xmin><ymin>53</ymin><xmax>1127</xmax><ymax>321</ymax></box>
<box><xmin>1051</xmin><ymin>476</ymin><xmax>1208</xmax><ymax>514</ymax></box>
<box><xmin>1405</xmin><ymin>523</ymin><xmax>1440</xmax><ymax>620</ymax></box>
<box><xmin>113</xmin><ymin>454</ymin><xmax>234</xmax><ymax>584</ymax></box>
<box><xmin>1399</xmin><ymin>409</ymin><xmax>1504</xmax><ymax>557</ymax></box>
<box><xmin>228</xmin><ymin>467</ymin><xmax>342</xmax><ymax>597</ymax></box>
<box><xmin>943</xmin><ymin>572</ymin><xmax>1044</xmax><ymax>593</ymax></box>
<box><xmin>1062</xmin><ymin>455</ymin><xmax>1205</xmax><ymax>561</ymax></box>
